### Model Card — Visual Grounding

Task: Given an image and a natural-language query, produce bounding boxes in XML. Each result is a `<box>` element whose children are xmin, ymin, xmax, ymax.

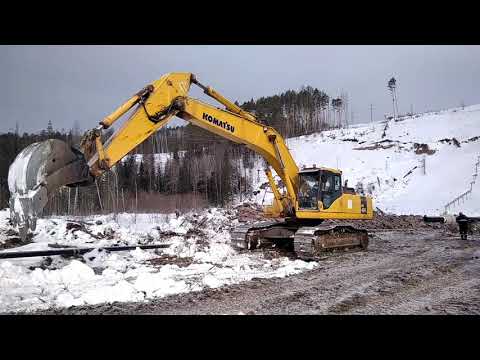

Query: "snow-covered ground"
<box><xmin>0</xmin><ymin>208</ymin><xmax>315</xmax><ymax>313</ymax></box>
<box><xmin>252</xmin><ymin>104</ymin><xmax>480</xmax><ymax>216</ymax></box>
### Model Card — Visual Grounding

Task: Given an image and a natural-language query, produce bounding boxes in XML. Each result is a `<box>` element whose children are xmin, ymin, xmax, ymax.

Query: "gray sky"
<box><xmin>1</xmin><ymin>45</ymin><xmax>480</xmax><ymax>134</ymax></box>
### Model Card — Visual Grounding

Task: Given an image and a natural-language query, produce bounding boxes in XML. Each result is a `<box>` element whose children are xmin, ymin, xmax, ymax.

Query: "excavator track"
<box><xmin>232</xmin><ymin>221</ymin><xmax>369</xmax><ymax>260</ymax></box>
<box><xmin>294</xmin><ymin>225</ymin><xmax>369</xmax><ymax>260</ymax></box>
<box><xmin>230</xmin><ymin>220</ymin><xmax>284</xmax><ymax>250</ymax></box>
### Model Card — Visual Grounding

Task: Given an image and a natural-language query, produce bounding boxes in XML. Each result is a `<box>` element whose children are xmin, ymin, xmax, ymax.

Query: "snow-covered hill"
<box><xmin>253</xmin><ymin>105</ymin><xmax>480</xmax><ymax>216</ymax></box>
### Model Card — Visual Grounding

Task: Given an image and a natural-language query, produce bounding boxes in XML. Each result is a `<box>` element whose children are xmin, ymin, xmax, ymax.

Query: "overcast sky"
<box><xmin>1</xmin><ymin>45</ymin><xmax>480</xmax><ymax>134</ymax></box>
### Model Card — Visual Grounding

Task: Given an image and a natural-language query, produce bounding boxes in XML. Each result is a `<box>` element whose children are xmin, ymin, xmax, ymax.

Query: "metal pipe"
<box><xmin>423</xmin><ymin>215</ymin><xmax>480</xmax><ymax>224</ymax></box>
<box><xmin>423</xmin><ymin>216</ymin><xmax>446</xmax><ymax>223</ymax></box>
<box><xmin>0</xmin><ymin>244</ymin><xmax>170</xmax><ymax>260</ymax></box>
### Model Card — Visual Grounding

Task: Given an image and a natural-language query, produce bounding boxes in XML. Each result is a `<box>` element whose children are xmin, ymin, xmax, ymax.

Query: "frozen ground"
<box><xmin>34</xmin><ymin>229</ymin><xmax>480</xmax><ymax>315</ymax></box>
<box><xmin>0</xmin><ymin>208</ymin><xmax>315</xmax><ymax>314</ymax></box>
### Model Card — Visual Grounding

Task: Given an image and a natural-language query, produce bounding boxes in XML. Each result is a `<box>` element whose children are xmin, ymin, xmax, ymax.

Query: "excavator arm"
<box><xmin>8</xmin><ymin>73</ymin><xmax>300</xmax><ymax>236</ymax></box>
<box><xmin>81</xmin><ymin>73</ymin><xmax>192</xmax><ymax>176</ymax></box>
<box><xmin>82</xmin><ymin>73</ymin><xmax>300</xmax><ymax>215</ymax></box>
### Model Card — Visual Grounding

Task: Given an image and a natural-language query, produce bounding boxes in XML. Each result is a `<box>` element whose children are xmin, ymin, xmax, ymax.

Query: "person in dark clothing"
<box><xmin>456</xmin><ymin>212</ymin><xmax>470</xmax><ymax>240</ymax></box>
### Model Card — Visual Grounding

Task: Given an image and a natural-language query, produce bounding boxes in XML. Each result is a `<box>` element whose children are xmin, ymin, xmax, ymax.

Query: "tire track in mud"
<box><xmin>323</xmin><ymin>234</ymin><xmax>480</xmax><ymax>314</ymax></box>
<box><xmin>327</xmin><ymin>255</ymin><xmax>480</xmax><ymax>314</ymax></box>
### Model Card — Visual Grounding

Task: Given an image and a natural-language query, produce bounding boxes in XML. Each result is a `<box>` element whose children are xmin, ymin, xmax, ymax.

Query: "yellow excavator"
<box><xmin>8</xmin><ymin>72</ymin><xmax>373</xmax><ymax>260</ymax></box>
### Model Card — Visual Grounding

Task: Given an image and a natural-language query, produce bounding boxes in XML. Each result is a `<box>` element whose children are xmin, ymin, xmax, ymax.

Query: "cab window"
<box><xmin>334</xmin><ymin>175</ymin><xmax>341</xmax><ymax>191</ymax></box>
<box><xmin>298</xmin><ymin>172</ymin><xmax>320</xmax><ymax>209</ymax></box>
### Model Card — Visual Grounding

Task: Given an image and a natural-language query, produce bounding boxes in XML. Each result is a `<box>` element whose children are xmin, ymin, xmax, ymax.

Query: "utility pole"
<box><xmin>370</xmin><ymin>104</ymin><xmax>374</xmax><ymax>130</ymax></box>
<box><xmin>388</xmin><ymin>77</ymin><xmax>398</xmax><ymax>120</ymax></box>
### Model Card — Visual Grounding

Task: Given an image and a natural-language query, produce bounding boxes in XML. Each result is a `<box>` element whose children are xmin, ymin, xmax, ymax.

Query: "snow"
<box><xmin>0</xmin><ymin>208</ymin><xmax>317</xmax><ymax>313</ymax></box>
<box><xmin>250</xmin><ymin>104</ymin><xmax>480</xmax><ymax>216</ymax></box>
<box><xmin>7</xmin><ymin>141</ymin><xmax>51</xmax><ymax>231</ymax></box>
<box><xmin>0</xmin><ymin>210</ymin><xmax>10</xmax><ymax>244</ymax></box>
<box><xmin>8</xmin><ymin>143</ymin><xmax>38</xmax><ymax>194</ymax></box>
<box><xmin>122</xmin><ymin>152</ymin><xmax>186</xmax><ymax>171</ymax></box>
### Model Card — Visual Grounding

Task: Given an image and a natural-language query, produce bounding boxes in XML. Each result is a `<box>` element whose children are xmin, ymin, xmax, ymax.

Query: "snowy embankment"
<box><xmin>0</xmin><ymin>208</ymin><xmax>315</xmax><ymax>313</ymax></box>
<box><xmin>252</xmin><ymin>105</ymin><xmax>480</xmax><ymax>216</ymax></box>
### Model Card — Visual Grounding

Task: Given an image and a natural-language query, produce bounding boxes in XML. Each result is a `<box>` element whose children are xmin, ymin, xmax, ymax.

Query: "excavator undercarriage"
<box><xmin>231</xmin><ymin>220</ymin><xmax>369</xmax><ymax>260</ymax></box>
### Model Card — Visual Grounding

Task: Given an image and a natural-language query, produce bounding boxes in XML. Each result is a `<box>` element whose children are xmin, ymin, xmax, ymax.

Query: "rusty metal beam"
<box><xmin>0</xmin><ymin>244</ymin><xmax>170</xmax><ymax>259</ymax></box>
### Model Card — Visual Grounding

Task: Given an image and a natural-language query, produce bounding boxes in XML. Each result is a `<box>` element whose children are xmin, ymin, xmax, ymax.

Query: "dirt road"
<box><xmin>36</xmin><ymin>229</ymin><xmax>480</xmax><ymax>315</ymax></box>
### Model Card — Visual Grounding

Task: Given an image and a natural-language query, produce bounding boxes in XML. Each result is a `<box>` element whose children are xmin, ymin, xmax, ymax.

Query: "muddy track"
<box><xmin>35</xmin><ymin>229</ymin><xmax>480</xmax><ymax>315</ymax></box>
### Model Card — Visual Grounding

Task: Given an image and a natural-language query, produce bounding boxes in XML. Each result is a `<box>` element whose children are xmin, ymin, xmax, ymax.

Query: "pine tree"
<box><xmin>138</xmin><ymin>159</ymin><xmax>148</xmax><ymax>191</ymax></box>
<box><xmin>47</xmin><ymin>120</ymin><xmax>53</xmax><ymax>135</ymax></box>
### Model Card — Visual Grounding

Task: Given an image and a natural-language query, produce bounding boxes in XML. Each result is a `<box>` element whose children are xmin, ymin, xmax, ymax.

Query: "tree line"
<box><xmin>240</xmin><ymin>85</ymin><xmax>349</xmax><ymax>138</ymax></box>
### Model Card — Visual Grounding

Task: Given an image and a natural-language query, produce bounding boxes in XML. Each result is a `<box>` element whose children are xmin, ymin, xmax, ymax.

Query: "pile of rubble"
<box><xmin>323</xmin><ymin>213</ymin><xmax>444</xmax><ymax>231</ymax></box>
<box><xmin>235</xmin><ymin>203</ymin><xmax>268</xmax><ymax>223</ymax></box>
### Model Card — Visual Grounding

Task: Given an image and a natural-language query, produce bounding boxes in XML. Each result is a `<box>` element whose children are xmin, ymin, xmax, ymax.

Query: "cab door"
<box><xmin>297</xmin><ymin>171</ymin><xmax>320</xmax><ymax>210</ymax></box>
<box><xmin>320</xmin><ymin>171</ymin><xmax>342</xmax><ymax>209</ymax></box>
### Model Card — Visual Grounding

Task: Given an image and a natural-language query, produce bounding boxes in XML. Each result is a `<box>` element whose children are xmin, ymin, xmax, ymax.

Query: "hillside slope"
<box><xmin>253</xmin><ymin>105</ymin><xmax>480</xmax><ymax>216</ymax></box>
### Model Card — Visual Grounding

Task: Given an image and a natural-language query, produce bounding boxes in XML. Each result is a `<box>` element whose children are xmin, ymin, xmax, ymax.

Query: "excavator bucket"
<box><xmin>8</xmin><ymin>139</ymin><xmax>93</xmax><ymax>240</ymax></box>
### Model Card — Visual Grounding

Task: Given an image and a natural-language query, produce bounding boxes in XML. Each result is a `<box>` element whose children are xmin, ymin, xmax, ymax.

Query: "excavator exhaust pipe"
<box><xmin>8</xmin><ymin>139</ymin><xmax>93</xmax><ymax>240</ymax></box>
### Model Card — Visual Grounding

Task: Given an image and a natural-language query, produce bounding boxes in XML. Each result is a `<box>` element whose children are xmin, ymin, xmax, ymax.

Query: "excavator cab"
<box><xmin>297</xmin><ymin>168</ymin><xmax>343</xmax><ymax>211</ymax></box>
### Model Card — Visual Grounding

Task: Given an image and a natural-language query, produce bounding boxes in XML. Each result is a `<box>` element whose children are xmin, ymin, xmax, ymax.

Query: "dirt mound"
<box><xmin>232</xmin><ymin>205</ymin><xmax>446</xmax><ymax>231</ymax></box>
<box><xmin>0</xmin><ymin>228</ymin><xmax>33</xmax><ymax>249</ymax></box>
<box><xmin>353</xmin><ymin>139</ymin><xmax>410</xmax><ymax>151</ymax></box>
<box><xmin>147</xmin><ymin>255</ymin><xmax>194</xmax><ymax>268</ymax></box>
<box><xmin>414</xmin><ymin>143</ymin><xmax>436</xmax><ymax>155</ymax></box>
<box><xmin>236</xmin><ymin>203</ymin><xmax>268</xmax><ymax>223</ymax></box>
<box><xmin>323</xmin><ymin>214</ymin><xmax>444</xmax><ymax>231</ymax></box>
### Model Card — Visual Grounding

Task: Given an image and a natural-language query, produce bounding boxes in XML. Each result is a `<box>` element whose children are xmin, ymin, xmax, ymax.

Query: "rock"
<box><xmin>103</xmin><ymin>227</ymin><xmax>115</xmax><ymax>238</ymax></box>
<box><xmin>66</xmin><ymin>222</ymin><xmax>83</xmax><ymax>231</ymax></box>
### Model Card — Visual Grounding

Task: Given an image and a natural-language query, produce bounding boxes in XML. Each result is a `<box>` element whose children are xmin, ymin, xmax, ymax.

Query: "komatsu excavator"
<box><xmin>8</xmin><ymin>73</ymin><xmax>373</xmax><ymax>260</ymax></box>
